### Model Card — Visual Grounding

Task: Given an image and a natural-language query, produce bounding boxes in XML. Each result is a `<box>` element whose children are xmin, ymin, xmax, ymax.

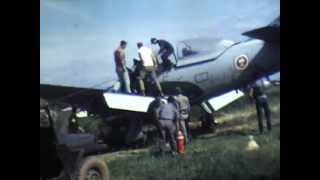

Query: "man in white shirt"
<box><xmin>137</xmin><ymin>42</ymin><xmax>164</xmax><ymax>96</ymax></box>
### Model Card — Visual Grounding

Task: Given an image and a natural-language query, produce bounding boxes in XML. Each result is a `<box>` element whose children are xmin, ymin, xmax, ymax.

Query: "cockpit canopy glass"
<box><xmin>176</xmin><ymin>38</ymin><xmax>235</xmax><ymax>60</ymax></box>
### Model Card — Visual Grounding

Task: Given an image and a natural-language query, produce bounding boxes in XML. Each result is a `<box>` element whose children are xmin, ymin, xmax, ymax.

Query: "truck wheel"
<box><xmin>74</xmin><ymin>156</ymin><xmax>110</xmax><ymax>180</ymax></box>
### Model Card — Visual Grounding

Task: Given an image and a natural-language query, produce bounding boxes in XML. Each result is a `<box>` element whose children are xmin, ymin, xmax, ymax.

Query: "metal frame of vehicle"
<box><xmin>40</xmin><ymin>98</ymin><xmax>110</xmax><ymax>180</ymax></box>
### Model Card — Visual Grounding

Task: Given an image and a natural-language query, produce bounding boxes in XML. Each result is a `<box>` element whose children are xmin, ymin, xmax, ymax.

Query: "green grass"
<box><xmin>99</xmin><ymin>87</ymin><xmax>280</xmax><ymax>180</ymax></box>
<box><xmin>102</xmin><ymin>129</ymin><xmax>280</xmax><ymax>180</ymax></box>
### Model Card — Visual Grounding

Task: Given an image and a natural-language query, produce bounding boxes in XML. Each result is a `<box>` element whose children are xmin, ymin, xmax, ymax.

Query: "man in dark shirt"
<box><xmin>157</xmin><ymin>96</ymin><xmax>179</xmax><ymax>153</ymax></box>
<box><xmin>249</xmin><ymin>83</ymin><xmax>272</xmax><ymax>134</ymax></box>
<box><xmin>151</xmin><ymin>38</ymin><xmax>174</xmax><ymax>71</ymax></box>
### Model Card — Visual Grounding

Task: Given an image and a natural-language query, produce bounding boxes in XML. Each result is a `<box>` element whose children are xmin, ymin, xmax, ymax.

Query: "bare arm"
<box><xmin>186</xmin><ymin>98</ymin><xmax>191</xmax><ymax>112</ymax></box>
<box><xmin>120</xmin><ymin>51</ymin><xmax>126</xmax><ymax>68</ymax></box>
<box><xmin>175</xmin><ymin>109</ymin><xmax>180</xmax><ymax>131</ymax></box>
<box><xmin>153</xmin><ymin>108</ymin><xmax>160</xmax><ymax>122</ymax></box>
<box><xmin>151</xmin><ymin>53</ymin><xmax>158</xmax><ymax>68</ymax></box>
<box><xmin>249</xmin><ymin>88</ymin><xmax>254</xmax><ymax>98</ymax></box>
<box><xmin>158</xmin><ymin>47</ymin><xmax>165</xmax><ymax>55</ymax></box>
<box><xmin>138</xmin><ymin>52</ymin><xmax>144</xmax><ymax>66</ymax></box>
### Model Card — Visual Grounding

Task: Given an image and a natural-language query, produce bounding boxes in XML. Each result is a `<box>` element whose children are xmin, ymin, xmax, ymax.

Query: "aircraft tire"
<box><xmin>74</xmin><ymin>156</ymin><xmax>110</xmax><ymax>180</ymax></box>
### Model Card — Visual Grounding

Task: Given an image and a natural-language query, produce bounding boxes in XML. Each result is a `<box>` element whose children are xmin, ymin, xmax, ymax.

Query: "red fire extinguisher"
<box><xmin>177</xmin><ymin>130</ymin><xmax>185</xmax><ymax>154</ymax></box>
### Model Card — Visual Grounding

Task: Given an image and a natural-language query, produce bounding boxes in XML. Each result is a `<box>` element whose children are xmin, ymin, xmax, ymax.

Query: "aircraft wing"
<box><xmin>40</xmin><ymin>84</ymin><xmax>108</xmax><ymax>115</ymax></box>
<box><xmin>40</xmin><ymin>84</ymin><xmax>103</xmax><ymax>103</ymax></box>
<box><xmin>40</xmin><ymin>84</ymin><xmax>158</xmax><ymax>115</ymax></box>
<box><xmin>242</xmin><ymin>16</ymin><xmax>280</xmax><ymax>43</ymax></box>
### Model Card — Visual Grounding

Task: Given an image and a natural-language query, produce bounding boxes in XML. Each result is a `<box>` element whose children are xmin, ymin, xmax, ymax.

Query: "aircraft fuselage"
<box><xmin>158</xmin><ymin>39</ymin><xmax>280</xmax><ymax>103</ymax></box>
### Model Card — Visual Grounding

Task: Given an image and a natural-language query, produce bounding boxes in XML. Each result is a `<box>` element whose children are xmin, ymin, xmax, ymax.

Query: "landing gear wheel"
<box><xmin>74</xmin><ymin>156</ymin><xmax>110</xmax><ymax>180</ymax></box>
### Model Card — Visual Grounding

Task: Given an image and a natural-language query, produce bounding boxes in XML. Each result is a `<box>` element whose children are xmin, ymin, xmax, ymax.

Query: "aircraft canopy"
<box><xmin>175</xmin><ymin>37</ymin><xmax>236</xmax><ymax>67</ymax></box>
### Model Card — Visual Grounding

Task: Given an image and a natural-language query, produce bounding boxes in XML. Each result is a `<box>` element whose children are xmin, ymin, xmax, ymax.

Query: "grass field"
<box><xmin>99</xmin><ymin>87</ymin><xmax>280</xmax><ymax>180</ymax></box>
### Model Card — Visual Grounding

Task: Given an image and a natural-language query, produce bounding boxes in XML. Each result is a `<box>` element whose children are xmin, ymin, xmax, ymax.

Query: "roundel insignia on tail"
<box><xmin>234</xmin><ymin>55</ymin><xmax>249</xmax><ymax>70</ymax></box>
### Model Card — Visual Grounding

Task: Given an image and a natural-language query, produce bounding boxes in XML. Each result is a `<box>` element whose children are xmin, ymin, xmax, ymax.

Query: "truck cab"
<box><xmin>40</xmin><ymin>98</ymin><xmax>110</xmax><ymax>180</ymax></box>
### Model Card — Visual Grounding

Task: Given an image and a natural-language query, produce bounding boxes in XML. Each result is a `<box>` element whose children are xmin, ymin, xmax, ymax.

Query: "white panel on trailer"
<box><xmin>103</xmin><ymin>93</ymin><xmax>155</xmax><ymax>112</ymax></box>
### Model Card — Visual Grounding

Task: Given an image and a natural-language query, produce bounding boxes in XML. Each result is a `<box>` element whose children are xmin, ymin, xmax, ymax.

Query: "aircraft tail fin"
<box><xmin>242</xmin><ymin>17</ymin><xmax>280</xmax><ymax>43</ymax></box>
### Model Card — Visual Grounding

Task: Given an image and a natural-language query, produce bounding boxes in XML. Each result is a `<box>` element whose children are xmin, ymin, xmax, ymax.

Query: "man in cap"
<box><xmin>114</xmin><ymin>40</ymin><xmax>131</xmax><ymax>93</ymax></box>
<box><xmin>149</xmin><ymin>96</ymin><xmax>166</xmax><ymax>141</ymax></box>
<box><xmin>136</xmin><ymin>42</ymin><xmax>164</xmax><ymax>96</ymax></box>
<box><xmin>249</xmin><ymin>82</ymin><xmax>272</xmax><ymax>134</ymax></box>
<box><xmin>150</xmin><ymin>95</ymin><xmax>165</xmax><ymax>124</ymax></box>
<box><xmin>151</xmin><ymin>38</ymin><xmax>175</xmax><ymax>71</ymax></box>
<box><xmin>157</xmin><ymin>96</ymin><xmax>180</xmax><ymax>154</ymax></box>
<box><xmin>174</xmin><ymin>87</ymin><xmax>191</xmax><ymax>144</ymax></box>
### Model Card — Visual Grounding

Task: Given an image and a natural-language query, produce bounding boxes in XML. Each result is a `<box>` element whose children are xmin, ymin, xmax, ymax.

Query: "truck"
<box><xmin>40</xmin><ymin>98</ymin><xmax>110</xmax><ymax>180</ymax></box>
